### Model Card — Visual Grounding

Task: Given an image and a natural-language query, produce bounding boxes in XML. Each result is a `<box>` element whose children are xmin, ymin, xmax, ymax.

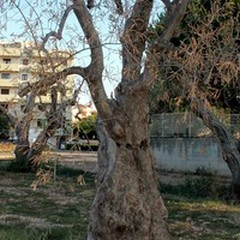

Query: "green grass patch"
<box><xmin>165</xmin><ymin>194</ymin><xmax>240</xmax><ymax>239</ymax></box>
<box><xmin>0</xmin><ymin>169</ymin><xmax>94</xmax><ymax>240</ymax></box>
<box><xmin>0</xmin><ymin>224</ymin><xmax>78</xmax><ymax>240</ymax></box>
<box><xmin>161</xmin><ymin>174</ymin><xmax>230</xmax><ymax>199</ymax></box>
<box><xmin>0</xmin><ymin>169</ymin><xmax>239</xmax><ymax>240</ymax></box>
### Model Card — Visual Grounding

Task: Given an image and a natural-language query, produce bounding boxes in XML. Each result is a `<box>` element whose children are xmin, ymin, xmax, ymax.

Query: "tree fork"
<box><xmin>88</xmin><ymin>97</ymin><xmax>170</xmax><ymax>239</ymax></box>
<box><xmin>193</xmin><ymin>99</ymin><xmax>240</xmax><ymax>200</ymax></box>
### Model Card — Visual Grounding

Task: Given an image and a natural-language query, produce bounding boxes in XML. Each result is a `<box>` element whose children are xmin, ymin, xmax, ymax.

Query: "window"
<box><xmin>21</xmin><ymin>73</ymin><xmax>28</xmax><ymax>81</ymax></box>
<box><xmin>1</xmin><ymin>89</ymin><xmax>10</xmax><ymax>95</ymax></box>
<box><xmin>22</xmin><ymin>59</ymin><xmax>29</xmax><ymax>65</ymax></box>
<box><xmin>3</xmin><ymin>58</ymin><xmax>11</xmax><ymax>64</ymax></box>
<box><xmin>1</xmin><ymin>73</ymin><xmax>11</xmax><ymax>79</ymax></box>
<box><xmin>37</xmin><ymin>119</ymin><xmax>46</xmax><ymax>128</ymax></box>
<box><xmin>39</xmin><ymin>74</ymin><xmax>48</xmax><ymax>81</ymax></box>
<box><xmin>40</xmin><ymin>59</ymin><xmax>48</xmax><ymax>65</ymax></box>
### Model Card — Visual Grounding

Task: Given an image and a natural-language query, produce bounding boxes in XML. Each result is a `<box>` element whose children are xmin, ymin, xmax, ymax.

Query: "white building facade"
<box><xmin>0</xmin><ymin>42</ymin><xmax>74</xmax><ymax>147</ymax></box>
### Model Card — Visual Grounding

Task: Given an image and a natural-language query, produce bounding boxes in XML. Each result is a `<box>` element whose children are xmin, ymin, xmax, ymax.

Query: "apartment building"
<box><xmin>0</xmin><ymin>42</ymin><xmax>74</xmax><ymax>146</ymax></box>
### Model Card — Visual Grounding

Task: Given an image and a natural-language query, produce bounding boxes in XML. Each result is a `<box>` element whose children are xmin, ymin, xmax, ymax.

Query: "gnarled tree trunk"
<box><xmin>193</xmin><ymin>100</ymin><xmax>240</xmax><ymax>200</ymax></box>
<box><xmin>14</xmin><ymin>114</ymin><xmax>32</xmax><ymax>171</ymax></box>
<box><xmin>14</xmin><ymin>0</ymin><xmax>190</xmax><ymax>236</ymax></box>
<box><xmin>88</xmin><ymin>95</ymin><xmax>170</xmax><ymax>240</ymax></box>
<box><xmin>13</xmin><ymin>86</ymin><xmax>77</xmax><ymax>171</ymax></box>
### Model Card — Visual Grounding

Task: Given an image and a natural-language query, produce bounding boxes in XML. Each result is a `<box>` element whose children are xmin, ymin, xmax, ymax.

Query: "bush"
<box><xmin>73</xmin><ymin>114</ymin><xmax>98</xmax><ymax>140</ymax></box>
<box><xmin>0</xmin><ymin>225</ymin><xmax>71</xmax><ymax>240</ymax></box>
<box><xmin>0</xmin><ymin>115</ymin><xmax>10</xmax><ymax>139</ymax></box>
<box><xmin>161</xmin><ymin>174</ymin><xmax>228</xmax><ymax>199</ymax></box>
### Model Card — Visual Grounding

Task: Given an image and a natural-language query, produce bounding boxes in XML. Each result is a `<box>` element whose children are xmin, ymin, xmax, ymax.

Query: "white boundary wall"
<box><xmin>151</xmin><ymin>137</ymin><xmax>231</xmax><ymax>177</ymax></box>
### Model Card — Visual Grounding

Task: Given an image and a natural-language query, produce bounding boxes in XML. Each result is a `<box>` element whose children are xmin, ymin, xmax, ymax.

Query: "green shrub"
<box><xmin>0</xmin><ymin>227</ymin><xmax>76</xmax><ymax>240</ymax></box>
<box><xmin>161</xmin><ymin>174</ymin><xmax>228</xmax><ymax>199</ymax></box>
<box><xmin>0</xmin><ymin>115</ymin><xmax>10</xmax><ymax>139</ymax></box>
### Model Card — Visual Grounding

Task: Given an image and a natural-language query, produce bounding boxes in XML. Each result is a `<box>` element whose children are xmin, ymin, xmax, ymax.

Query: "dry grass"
<box><xmin>166</xmin><ymin>195</ymin><xmax>240</xmax><ymax>239</ymax></box>
<box><xmin>0</xmin><ymin>162</ymin><xmax>240</xmax><ymax>240</ymax></box>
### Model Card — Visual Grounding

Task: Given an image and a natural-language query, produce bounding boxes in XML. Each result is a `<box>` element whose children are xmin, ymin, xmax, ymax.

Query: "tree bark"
<box><xmin>193</xmin><ymin>100</ymin><xmax>240</xmax><ymax>200</ymax></box>
<box><xmin>13</xmin><ymin>113</ymin><xmax>32</xmax><ymax>171</ymax></box>
<box><xmin>19</xmin><ymin>0</ymin><xmax>188</xmax><ymax>237</ymax></box>
<box><xmin>88</xmin><ymin>95</ymin><xmax>170</xmax><ymax>240</ymax></box>
<box><xmin>13</xmin><ymin>86</ymin><xmax>75</xmax><ymax>172</ymax></box>
<box><xmin>95</xmin><ymin>118</ymin><xmax>117</xmax><ymax>185</ymax></box>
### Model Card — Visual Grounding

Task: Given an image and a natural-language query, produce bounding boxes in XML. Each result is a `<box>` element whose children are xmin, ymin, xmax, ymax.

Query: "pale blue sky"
<box><xmin>0</xmin><ymin>0</ymin><xmax>164</xmax><ymax>103</ymax></box>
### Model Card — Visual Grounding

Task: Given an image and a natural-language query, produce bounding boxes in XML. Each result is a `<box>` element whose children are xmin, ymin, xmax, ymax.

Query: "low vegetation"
<box><xmin>0</xmin><ymin>161</ymin><xmax>239</xmax><ymax>240</ymax></box>
<box><xmin>0</xmin><ymin>162</ymin><xmax>94</xmax><ymax>240</ymax></box>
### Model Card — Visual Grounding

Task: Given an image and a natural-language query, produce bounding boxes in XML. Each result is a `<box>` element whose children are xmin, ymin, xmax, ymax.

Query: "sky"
<box><xmin>0</xmin><ymin>0</ymin><xmax>164</xmax><ymax>104</ymax></box>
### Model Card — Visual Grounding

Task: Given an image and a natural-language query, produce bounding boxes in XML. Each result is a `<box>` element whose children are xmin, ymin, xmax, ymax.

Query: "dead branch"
<box><xmin>18</xmin><ymin>66</ymin><xmax>85</xmax><ymax>97</ymax></box>
<box><xmin>72</xmin><ymin>0</ymin><xmax>111</xmax><ymax>117</ymax></box>
<box><xmin>41</xmin><ymin>5</ymin><xmax>74</xmax><ymax>48</ymax></box>
<box><xmin>162</xmin><ymin>0</ymin><xmax>172</xmax><ymax>11</ymax></box>
<box><xmin>155</xmin><ymin>0</ymin><xmax>190</xmax><ymax>49</ymax></box>
<box><xmin>0</xmin><ymin>105</ymin><xmax>17</xmax><ymax>127</ymax></box>
<box><xmin>113</xmin><ymin>0</ymin><xmax>123</xmax><ymax>14</ymax></box>
<box><xmin>12</xmin><ymin>1</ymin><xmax>38</xmax><ymax>44</ymax></box>
<box><xmin>27</xmin><ymin>86</ymin><xmax>60</xmax><ymax>161</ymax></box>
<box><xmin>121</xmin><ymin>0</ymin><xmax>153</xmax><ymax>82</ymax></box>
<box><xmin>87</xmin><ymin>0</ymin><xmax>94</xmax><ymax>9</ymax></box>
<box><xmin>132</xmin><ymin>0</ymin><xmax>190</xmax><ymax>91</ymax></box>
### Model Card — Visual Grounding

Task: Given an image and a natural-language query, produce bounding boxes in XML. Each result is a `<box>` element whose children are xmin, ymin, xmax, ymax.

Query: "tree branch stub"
<box><xmin>121</xmin><ymin>0</ymin><xmax>153</xmax><ymax>82</ymax></box>
<box><xmin>72</xmin><ymin>0</ymin><xmax>111</xmax><ymax>118</ymax></box>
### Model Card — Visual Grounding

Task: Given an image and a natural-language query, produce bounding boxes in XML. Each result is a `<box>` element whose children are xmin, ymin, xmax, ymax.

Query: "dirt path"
<box><xmin>45</xmin><ymin>150</ymin><xmax>98</xmax><ymax>173</ymax></box>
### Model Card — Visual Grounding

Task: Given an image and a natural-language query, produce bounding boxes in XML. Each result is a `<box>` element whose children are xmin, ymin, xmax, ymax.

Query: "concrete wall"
<box><xmin>151</xmin><ymin>137</ymin><xmax>231</xmax><ymax>177</ymax></box>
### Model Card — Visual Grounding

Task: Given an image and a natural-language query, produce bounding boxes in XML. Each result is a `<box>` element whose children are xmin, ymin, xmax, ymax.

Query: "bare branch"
<box><xmin>0</xmin><ymin>105</ymin><xmax>17</xmax><ymax>127</ymax></box>
<box><xmin>72</xmin><ymin>0</ymin><xmax>111</xmax><ymax>117</ymax></box>
<box><xmin>87</xmin><ymin>0</ymin><xmax>94</xmax><ymax>9</ymax></box>
<box><xmin>135</xmin><ymin>0</ymin><xmax>190</xmax><ymax>91</ymax></box>
<box><xmin>27</xmin><ymin>78</ymin><xmax>83</xmax><ymax>161</ymax></box>
<box><xmin>18</xmin><ymin>66</ymin><xmax>86</xmax><ymax>97</ymax></box>
<box><xmin>12</xmin><ymin>2</ymin><xmax>38</xmax><ymax>45</ymax></box>
<box><xmin>156</xmin><ymin>0</ymin><xmax>189</xmax><ymax>49</ymax></box>
<box><xmin>27</xmin><ymin>87</ymin><xmax>61</xmax><ymax>161</ymax></box>
<box><xmin>73</xmin><ymin>0</ymin><xmax>103</xmax><ymax>75</ymax></box>
<box><xmin>25</xmin><ymin>0</ymin><xmax>44</xmax><ymax>36</ymax></box>
<box><xmin>121</xmin><ymin>0</ymin><xmax>153</xmax><ymax>82</ymax></box>
<box><xmin>162</xmin><ymin>0</ymin><xmax>172</xmax><ymax>11</ymax></box>
<box><xmin>66</xmin><ymin>81</ymin><xmax>84</xmax><ymax>106</ymax></box>
<box><xmin>113</xmin><ymin>0</ymin><xmax>123</xmax><ymax>14</ymax></box>
<box><xmin>41</xmin><ymin>5</ymin><xmax>74</xmax><ymax>48</ymax></box>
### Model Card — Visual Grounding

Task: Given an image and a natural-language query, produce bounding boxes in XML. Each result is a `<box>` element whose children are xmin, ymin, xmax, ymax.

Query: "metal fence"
<box><xmin>150</xmin><ymin>113</ymin><xmax>240</xmax><ymax>138</ymax></box>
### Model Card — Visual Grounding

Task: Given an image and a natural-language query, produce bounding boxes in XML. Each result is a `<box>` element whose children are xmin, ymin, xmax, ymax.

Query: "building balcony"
<box><xmin>0</xmin><ymin>64</ymin><xmax>20</xmax><ymax>72</ymax></box>
<box><xmin>0</xmin><ymin>79</ymin><xmax>19</xmax><ymax>87</ymax></box>
<box><xmin>0</xmin><ymin>95</ymin><xmax>18</xmax><ymax>103</ymax></box>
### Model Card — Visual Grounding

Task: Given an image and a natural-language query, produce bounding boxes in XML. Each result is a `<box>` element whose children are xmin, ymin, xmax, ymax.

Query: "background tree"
<box><xmin>73</xmin><ymin>114</ymin><xmax>97</xmax><ymax>139</ymax></box>
<box><xmin>5</xmin><ymin>0</ymin><xmax>190</xmax><ymax>238</ymax></box>
<box><xmin>0</xmin><ymin>115</ymin><xmax>10</xmax><ymax>140</ymax></box>
<box><xmin>152</xmin><ymin>0</ymin><xmax>240</xmax><ymax>199</ymax></box>
<box><xmin>0</xmin><ymin>45</ymin><xmax>80</xmax><ymax>171</ymax></box>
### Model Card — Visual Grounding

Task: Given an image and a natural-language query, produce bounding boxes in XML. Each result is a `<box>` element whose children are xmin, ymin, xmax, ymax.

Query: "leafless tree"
<box><xmin>0</xmin><ymin>41</ymin><xmax>80</xmax><ymax>171</ymax></box>
<box><xmin>0</xmin><ymin>74</ymin><xmax>79</xmax><ymax>171</ymax></box>
<box><xmin>4</xmin><ymin>0</ymin><xmax>190</xmax><ymax>238</ymax></box>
